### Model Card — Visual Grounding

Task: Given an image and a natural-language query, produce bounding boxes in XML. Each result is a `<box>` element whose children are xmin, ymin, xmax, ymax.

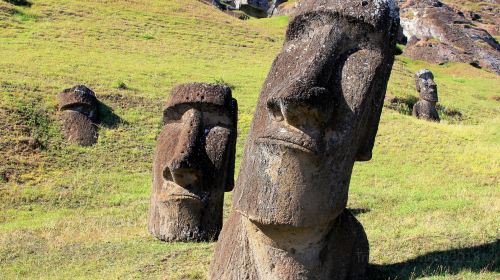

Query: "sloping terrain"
<box><xmin>0</xmin><ymin>0</ymin><xmax>499</xmax><ymax>279</ymax></box>
<box><xmin>400</xmin><ymin>0</ymin><xmax>500</xmax><ymax>73</ymax></box>
<box><xmin>441</xmin><ymin>0</ymin><xmax>500</xmax><ymax>36</ymax></box>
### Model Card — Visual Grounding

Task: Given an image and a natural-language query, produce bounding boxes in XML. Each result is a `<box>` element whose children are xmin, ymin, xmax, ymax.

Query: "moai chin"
<box><xmin>210</xmin><ymin>0</ymin><xmax>399</xmax><ymax>279</ymax></box>
<box><xmin>412</xmin><ymin>69</ymin><xmax>440</xmax><ymax>122</ymax></box>
<box><xmin>57</xmin><ymin>85</ymin><xmax>99</xmax><ymax>146</ymax></box>
<box><xmin>148</xmin><ymin>83</ymin><xmax>238</xmax><ymax>242</ymax></box>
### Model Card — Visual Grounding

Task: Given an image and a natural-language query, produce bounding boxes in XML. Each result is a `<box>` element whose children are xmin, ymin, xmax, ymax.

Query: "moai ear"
<box><xmin>355</xmin><ymin>89</ymin><xmax>385</xmax><ymax>162</ymax></box>
<box><xmin>225</xmin><ymin>98</ymin><xmax>238</xmax><ymax>192</ymax></box>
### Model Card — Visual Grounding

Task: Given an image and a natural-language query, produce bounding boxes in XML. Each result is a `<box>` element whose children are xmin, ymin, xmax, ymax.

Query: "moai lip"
<box><xmin>148</xmin><ymin>83</ymin><xmax>238</xmax><ymax>242</ymax></box>
<box><xmin>413</xmin><ymin>69</ymin><xmax>440</xmax><ymax>122</ymax></box>
<box><xmin>57</xmin><ymin>85</ymin><xmax>99</xmax><ymax>146</ymax></box>
<box><xmin>210</xmin><ymin>0</ymin><xmax>399</xmax><ymax>279</ymax></box>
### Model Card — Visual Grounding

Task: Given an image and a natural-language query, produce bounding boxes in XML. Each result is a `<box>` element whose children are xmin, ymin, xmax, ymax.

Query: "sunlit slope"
<box><xmin>0</xmin><ymin>0</ymin><xmax>499</xmax><ymax>279</ymax></box>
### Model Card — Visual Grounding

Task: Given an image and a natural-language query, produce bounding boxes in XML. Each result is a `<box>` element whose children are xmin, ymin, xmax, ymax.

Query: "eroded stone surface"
<box><xmin>400</xmin><ymin>0</ymin><xmax>500</xmax><ymax>73</ymax></box>
<box><xmin>210</xmin><ymin>0</ymin><xmax>399</xmax><ymax>279</ymax></box>
<box><xmin>57</xmin><ymin>85</ymin><xmax>99</xmax><ymax>146</ymax></box>
<box><xmin>148</xmin><ymin>83</ymin><xmax>238</xmax><ymax>242</ymax></box>
<box><xmin>412</xmin><ymin>69</ymin><xmax>440</xmax><ymax>122</ymax></box>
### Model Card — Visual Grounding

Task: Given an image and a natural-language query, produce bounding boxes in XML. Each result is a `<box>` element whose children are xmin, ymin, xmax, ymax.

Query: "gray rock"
<box><xmin>400</xmin><ymin>0</ymin><xmax>500</xmax><ymax>73</ymax></box>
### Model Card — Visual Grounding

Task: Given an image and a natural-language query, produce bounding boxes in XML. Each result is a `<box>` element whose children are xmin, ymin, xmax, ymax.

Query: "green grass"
<box><xmin>0</xmin><ymin>0</ymin><xmax>499</xmax><ymax>279</ymax></box>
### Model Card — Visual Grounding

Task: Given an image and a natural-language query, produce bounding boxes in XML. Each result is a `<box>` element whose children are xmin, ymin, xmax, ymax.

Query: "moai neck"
<box><xmin>242</xmin><ymin>214</ymin><xmax>333</xmax><ymax>279</ymax></box>
<box><xmin>421</xmin><ymin>99</ymin><xmax>436</xmax><ymax>107</ymax></box>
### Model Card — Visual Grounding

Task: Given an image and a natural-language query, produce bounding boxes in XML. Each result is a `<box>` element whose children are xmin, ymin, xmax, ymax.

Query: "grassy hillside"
<box><xmin>0</xmin><ymin>0</ymin><xmax>499</xmax><ymax>279</ymax></box>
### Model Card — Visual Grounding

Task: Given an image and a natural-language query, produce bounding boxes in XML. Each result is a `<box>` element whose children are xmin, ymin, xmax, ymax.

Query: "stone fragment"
<box><xmin>148</xmin><ymin>83</ymin><xmax>238</xmax><ymax>242</ymax></box>
<box><xmin>210</xmin><ymin>0</ymin><xmax>399</xmax><ymax>279</ymax></box>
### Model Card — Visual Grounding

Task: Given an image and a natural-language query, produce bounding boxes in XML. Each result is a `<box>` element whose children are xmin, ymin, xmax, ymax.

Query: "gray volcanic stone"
<box><xmin>400</xmin><ymin>0</ymin><xmax>500</xmax><ymax>73</ymax></box>
<box><xmin>148</xmin><ymin>83</ymin><xmax>238</xmax><ymax>242</ymax></box>
<box><xmin>210</xmin><ymin>0</ymin><xmax>399</xmax><ymax>279</ymax></box>
<box><xmin>57</xmin><ymin>85</ymin><xmax>99</xmax><ymax>146</ymax></box>
<box><xmin>412</xmin><ymin>69</ymin><xmax>440</xmax><ymax>122</ymax></box>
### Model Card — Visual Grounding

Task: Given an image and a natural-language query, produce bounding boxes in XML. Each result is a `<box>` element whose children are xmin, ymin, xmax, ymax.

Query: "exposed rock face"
<box><xmin>400</xmin><ymin>0</ymin><xmax>500</xmax><ymax>73</ymax></box>
<box><xmin>148</xmin><ymin>83</ymin><xmax>238</xmax><ymax>242</ymax></box>
<box><xmin>210</xmin><ymin>0</ymin><xmax>399</xmax><ymax>279</ymax></box>
<box><xmin>234</xmin><ymin>0</ymin><xmax>285</xmax><ymax>16</ymax></box>
<box><xmin>442</xmin><ymin>0</ymin><xmax>500</xmax><ymax>37</ymax></box>
<box><xmin>413</xmin><ymin>69</ymin><xmax>440</xmax><ymax>122</ymax></box>
<box><xmin>57</xmin><ymin>85</ymin><xmax>99</xmax><ymax>146</ymax></box>
<box><xmin>272</xmin><ymin>0</ymin><xmax>299</xmax><ymax>16</ymax></box>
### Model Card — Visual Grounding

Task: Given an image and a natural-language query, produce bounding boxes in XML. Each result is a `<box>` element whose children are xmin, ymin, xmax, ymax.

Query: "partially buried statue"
<box><xmin>148</xmin><ymin>83</ymin><xmax>238</xmax><ymax>242</ymax></box>
<box><xmin>57</xmin><ymin>85</ymin><xmax>99</xmax><ymax>146</ymax></box>
<box><xmin>412</xmin><ymin>69</ymin><xmax>440</xmax><ymax>122</ymax></box>
<box><xmin>210</xmin><ymin>0</ymin><xmax>399</xmax><ymax>279</ymax></box>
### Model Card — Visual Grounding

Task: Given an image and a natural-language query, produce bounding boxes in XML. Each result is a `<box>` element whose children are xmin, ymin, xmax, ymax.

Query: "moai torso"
<box><xmin>57</xmin><ymin>85</ymin><xmax>99</xmax><ymax>146</ymax></box>
<box><xmin>412</xmin><ymin>100</ymin><xmax>439</xmax><ymax>121</ymax></box>
<box><xmin>148</xmin><ymin>83</ymin><xmax>238</xmax><ymax>242</ymax></box>
<box><xmin>210</xmin><ymin>0</ymin><xmax>399</xmax><ymax>279</ymax></box>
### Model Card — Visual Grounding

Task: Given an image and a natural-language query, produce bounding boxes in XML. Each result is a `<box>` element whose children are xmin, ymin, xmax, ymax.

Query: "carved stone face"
<box><xmin>57</xmin><ymin>85</ymin><xmax>99</xmax><ymax>146</ymax></box>
<box><xmin>148</xmin><ymin>83</ymin><xmax>237</xmax><ymax>241</ymax></box>
<box><xmin>233</xmin><ymin>0</ymin><xmax>399</xmax><ymax>228</ymax></box>
<box><xmin>415</xmin><ymin>69</ymin><xmax>438</xmax><ymax>102</ymax></box>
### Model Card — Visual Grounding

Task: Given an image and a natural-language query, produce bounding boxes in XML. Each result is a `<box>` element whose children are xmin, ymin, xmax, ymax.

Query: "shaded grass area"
<box><xmin>370</xmin><ymin>240</ymin><xmax>499</xmax><ymax>279</ymax></box>
<box><xmin>0</xmin><ymin>0</ymin><xmax>499</xmax><ymax>279</ymax></box>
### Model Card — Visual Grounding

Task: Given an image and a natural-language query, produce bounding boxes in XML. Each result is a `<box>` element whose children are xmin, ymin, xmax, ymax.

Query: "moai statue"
<box><xmin>210</xmin><ymin>0</ymin><xmax>399</xmax><ymax>279</ymax></box>
<box><xmin>148</xmin><ymin>83</ymin><xmax>238</xmax><ymax>242</ymax></box>
<box><xmin>57</xmin><ymin>85</ymin><xmax>99</xmax><ymax>146</ymax></box>
<box><xmin>412</xmin><ymin>69</ymin><xmax>440</xmax><ymax>122</ymax></box>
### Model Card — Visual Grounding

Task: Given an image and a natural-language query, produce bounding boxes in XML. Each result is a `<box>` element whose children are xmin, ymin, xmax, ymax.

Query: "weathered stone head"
<box><xmin>148</xmin><ymin>83</ymin><xmax>238</xmax><ymax>242</ymax></box>
<box><xmin>415</xmin><ymin>69</ymin><xmax>438</xmax><ymax>103</ymax></box>
<box><xmin>235</xmin><ymin>0</ymin><xmax>399</xmax><ymax>228</ymax></box>
<box><xmin>211</xmin><ymin>0</ymin><xmax>399</xmax><ymax>279</ymax></box>
<box><xmin>413</xmin><ymin>69</ymin><xmax>440</xmax><ymax>122</ymax></box>
<box><xmin>57</xmin><ymin>85</ymin><xmax>99</xmax><ymax>146</ymax></box>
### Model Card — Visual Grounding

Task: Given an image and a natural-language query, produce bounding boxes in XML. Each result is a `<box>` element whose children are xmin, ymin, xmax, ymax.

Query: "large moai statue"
<box><xmin>148</xmin><ymin>83</ymin><xmax>238</xmax><ymax>242</ymax></box>
<box><xmin>57</xmin><ymin>85</ymin><xmax>99</xmax><ymax>146</ymax></box>
<box><xmin>412</xmin><ymin>69</ymin><xmax>440</xmax><ymax>122</ymax></box>
<box><xmin>210</xmin><ymin>0</ymin><xmax>399</xmax><ymax>279</ymax></box>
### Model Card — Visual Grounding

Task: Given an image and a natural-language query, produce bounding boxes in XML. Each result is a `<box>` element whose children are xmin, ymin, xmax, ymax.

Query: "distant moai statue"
<box><xmin>413</xmin><ymin>69</ymin><xmax>440</xmax><ymax>122</ymax></box>
<box><xmin>210</xmin><ymin>0</ymin><xmax>399</xmax><ymax>279</ymax></box>
<box><xmin>148</xmin><ymin>83</ymin><xmax>238</xmax><ymax>242</ymax></box>
<box><xmin>57</xmin><ymin>85</ymin><xmax>99</xmax><ymax>146</ymax></box>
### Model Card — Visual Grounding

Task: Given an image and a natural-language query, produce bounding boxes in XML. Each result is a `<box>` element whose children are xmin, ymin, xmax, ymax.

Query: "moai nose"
<box><xmin>169</xmin><ymin>168</ymin><xmax>201</xmax><ymax>189</ymax></box>
<box><xmin>267</xmin><ymin>87</ymin><xmax>335</xmax><ymax>133</ymax></box>
<box><xmin>167</xmin><ymin>109</ymin><xmax>204</xmax><ymax>185</ymax></box>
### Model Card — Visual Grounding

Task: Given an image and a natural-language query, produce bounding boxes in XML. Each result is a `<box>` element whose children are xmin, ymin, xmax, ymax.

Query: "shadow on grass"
<box><xmin>4</xmin><ymin>0</ymin><xmax>32</xmax><ymax>7</ymax></box>
<box><xmin>348</xmin><ymin>208</ymin><xmax>371</xmax><ymax>216</ymax></box>
<box><xmin>369</xmin><ymin>240</ymin><xmax>499</xmax><ymax>279</ymax></box>
<box><xmin>98</xmin><ymin>101</ymin><xmax>127</xmax><ymax>128</ymax></box>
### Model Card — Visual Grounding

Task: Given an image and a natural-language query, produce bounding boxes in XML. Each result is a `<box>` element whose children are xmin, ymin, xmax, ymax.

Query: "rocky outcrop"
<box><xmin>268</xmin><ymin>0</ymin><xmax>499</xmax><ymax>73</ymax></box>
<box><xmin>442</xmin><ymin>0</ymin><xmax>500</xmax><ymax>37</ymax></box>
<box><xmin>216</xmin><ymin>0</ymin><xmax>286</xmax><ymax>17</ymax></box>
<box><xmin>400</xmin><ymin>0</ymin><xmax>500</xmax><ymax>73</ymax></box>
